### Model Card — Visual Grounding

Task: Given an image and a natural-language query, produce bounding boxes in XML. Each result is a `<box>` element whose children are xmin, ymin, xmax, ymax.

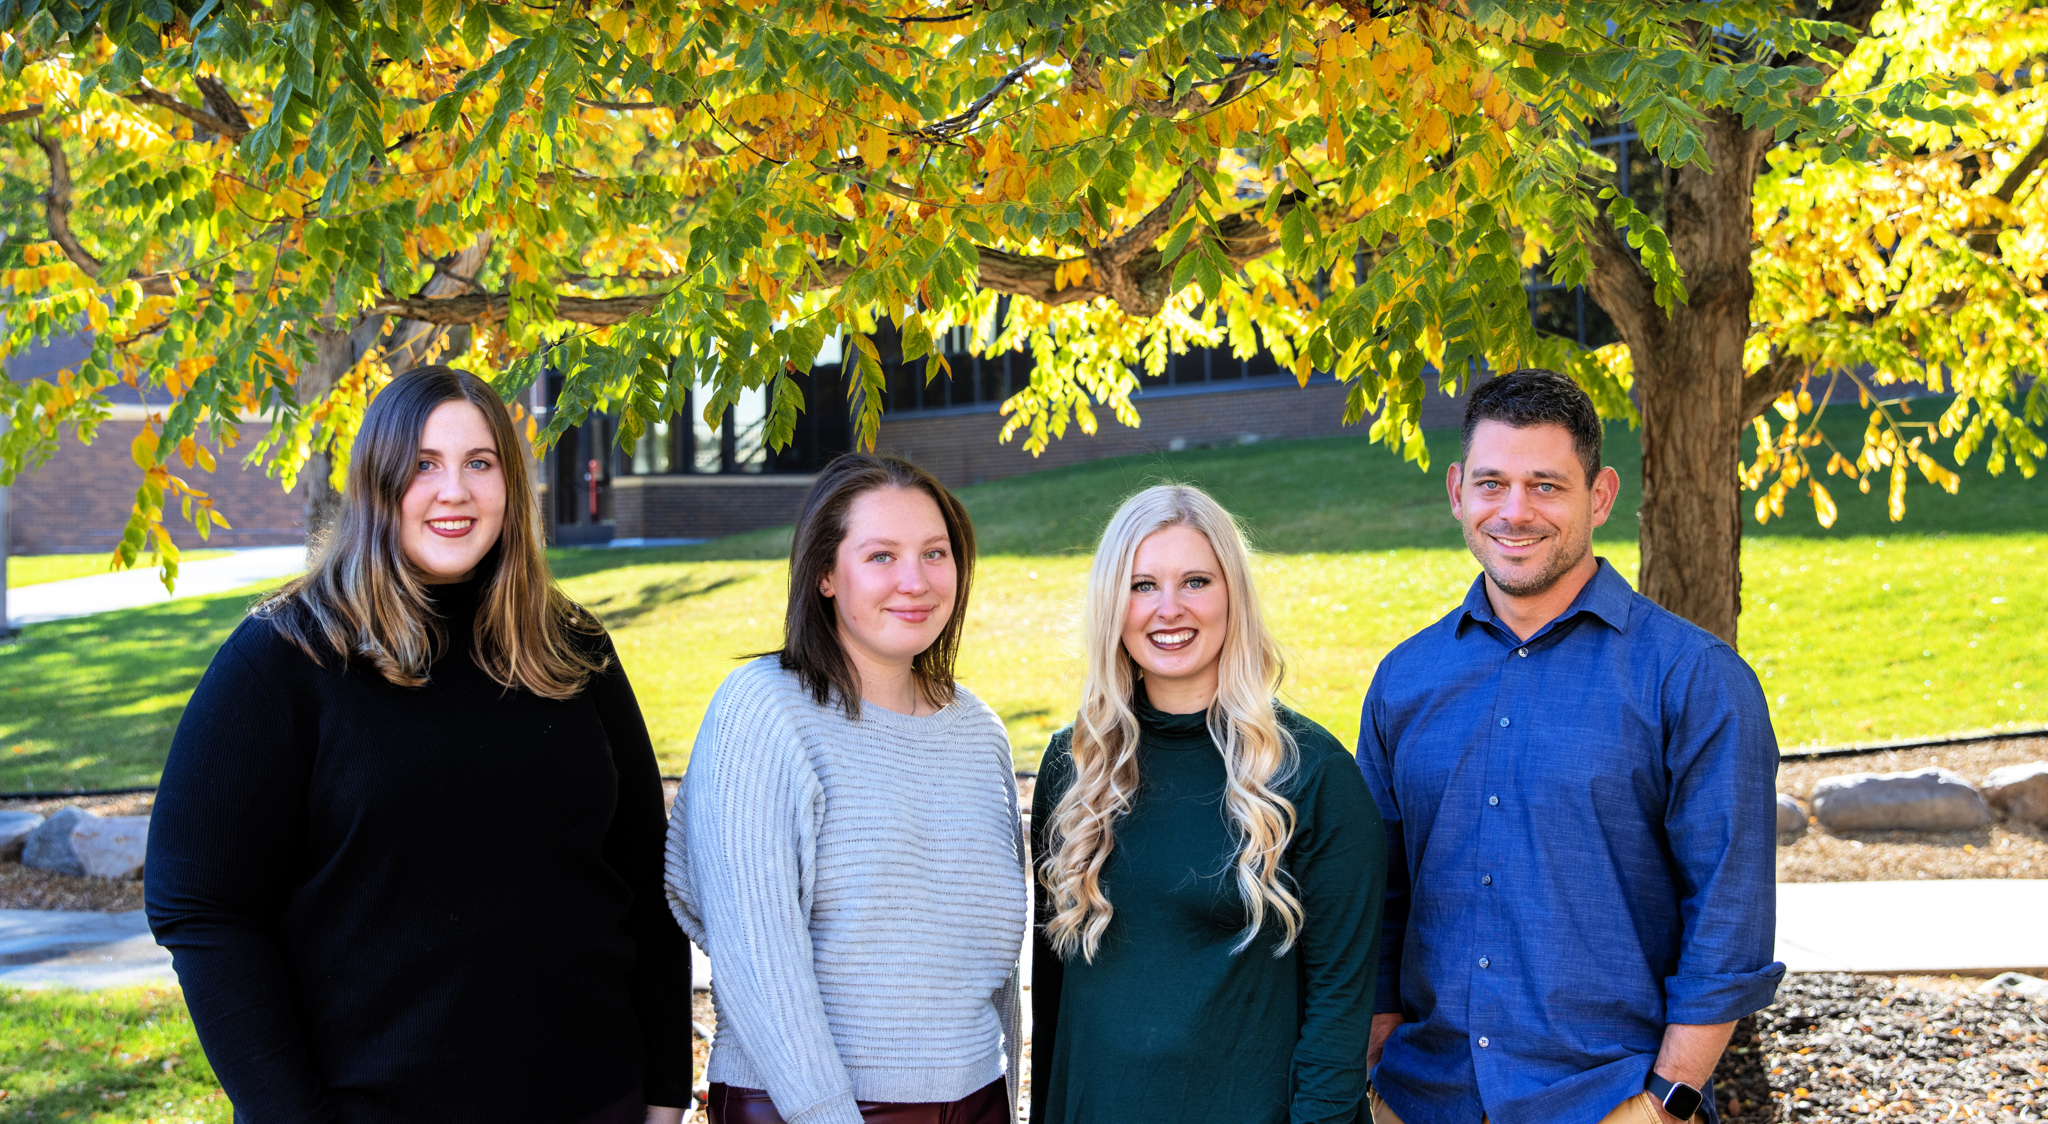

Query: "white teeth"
<box><xmin>429</xmin><ymin>519</ymin><xmax>472</xmax><ymax>530</ymax></box>
<box><xmin>1152</xmin><ymin>629</ymin><xmax>1194</xmax><ymax>645</ymax></box>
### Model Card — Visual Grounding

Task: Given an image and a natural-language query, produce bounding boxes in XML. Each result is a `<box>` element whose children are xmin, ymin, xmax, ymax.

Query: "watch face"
<box><xmin>1663</xmin><ymin>1083</ymin><xmax>1705</xmax><ymax>1120</ymax></box>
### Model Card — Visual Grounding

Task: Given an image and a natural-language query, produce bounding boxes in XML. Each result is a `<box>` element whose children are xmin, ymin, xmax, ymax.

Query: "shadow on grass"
<box><xmin>582</xmin><ymin>574</ymin><xmax>742</xmax><ymax>630</ymax></box>
<box><xmin>0</xmin><ymin>586</ymin><xmax>273</xmax><ymax>791</ymax></box>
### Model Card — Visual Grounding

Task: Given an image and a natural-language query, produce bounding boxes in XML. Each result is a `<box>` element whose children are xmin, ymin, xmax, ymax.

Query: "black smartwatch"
<box><xmin>1647</xmin><ymin>1072</ymin><xmax>1704</xmax><ymax>1121</ymax></box>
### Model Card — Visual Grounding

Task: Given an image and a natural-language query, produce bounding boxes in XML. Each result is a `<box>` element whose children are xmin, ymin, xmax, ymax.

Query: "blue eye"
<box><xmin>1132</xmin><ymin>580</ymin><xmax>1156</xmax><ymax>593</ymax></box>
<box><xmin>871</xmin><ymin>552</ymin><xmax>894</xmax><ymax>564</ymax></box>
<box><xmin>417</xmin><ymin>460</ymin><xmax>434</xmax><ymax>473</ymax></box>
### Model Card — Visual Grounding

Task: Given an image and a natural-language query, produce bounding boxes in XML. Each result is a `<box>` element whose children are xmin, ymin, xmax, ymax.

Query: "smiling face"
<box><xmin>1449</xmin><ymin>419</ymin><xmax>1618</xmax><ymax>600</ymax></box>
<box><xmin>398</xmin><ymin>399</ymin><xmax>508</xmax><ymax>584</ymax></box>
<box><xmin>1120</xmin><ymin>523</ymin><xmax>1229</xmax><ymax>712</ymax></box>
<box><xmin>819</xmin><ymin>485</ymin><xmax>959</xmax><ymax>679</ymax></box>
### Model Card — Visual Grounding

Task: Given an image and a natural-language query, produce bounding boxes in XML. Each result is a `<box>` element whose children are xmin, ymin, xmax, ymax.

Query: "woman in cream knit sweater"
<box><xmin>666</xmin><ymin>453</ymin><xmax>1028</xmax><ymax>1124</ymax></box>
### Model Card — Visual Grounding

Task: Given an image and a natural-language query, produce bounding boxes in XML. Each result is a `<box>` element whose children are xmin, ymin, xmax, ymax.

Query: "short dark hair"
<box><xmin>1460</xmin><ymin>368</ymin><xmax>1604</xmax><ymax>483</ymax></box>
<box><xmin>779</xmin><ymin>452</ymin><xmax>976</xmax><ymax>719</ymax></box>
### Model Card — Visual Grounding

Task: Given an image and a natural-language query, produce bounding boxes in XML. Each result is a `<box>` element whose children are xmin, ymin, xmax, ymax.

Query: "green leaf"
<box><xmin>1280</xmin><ymin>206</ymin><xmax>1307</xmax><ymax>262</ymax></box>
<box><xmin>900</xmin><ymin>313</ymin><xmax>933</xmax><ymax>361</ymax></box>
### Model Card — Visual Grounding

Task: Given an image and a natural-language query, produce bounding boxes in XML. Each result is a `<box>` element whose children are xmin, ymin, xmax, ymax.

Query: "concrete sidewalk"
<box><xmin>1776</xmin><ymin>879</ymin><xmax>2048</xmax><ymax>973</ymax></box>
<box><xmin>6</xmin><ymin>546</ymin><xmax>305</xmax><ymax>626</ymax></box>
<box><xmin>0</xmin><ymin>909</ymin><xmax>176</xmax><ymax>989</ymax></box>
<box><xmin>0</xmin><ymin>881</ymin><xmax>2038</xmax><ymax>993</ymax></box>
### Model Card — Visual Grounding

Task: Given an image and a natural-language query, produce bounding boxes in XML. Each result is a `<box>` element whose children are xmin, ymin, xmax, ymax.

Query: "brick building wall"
<box><xmin>611</xmin><ymin>474</ymin><xmax>816</xmax><ymax>540</ymax></box>
<box><xmin>876</xmin><ymin>374</ymin><xmax>1472</xmax><ymax>489</ymax></box>
<box><xmin>6</xmin><ymin>419</ymin><xmax>309</xmax><ymax>555</ymax></box>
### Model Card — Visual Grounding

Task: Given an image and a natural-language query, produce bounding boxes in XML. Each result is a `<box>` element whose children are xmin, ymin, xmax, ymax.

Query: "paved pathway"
<box><xmin>0</xmin><ymin>881</ymin><xmax>2038</xmax><ymax>991</ymax></box>
<box><xmin>0</xmin><ymin>909</ymin><xmax>176</xmax><ymax>989</ymax></box>
<box><xmin>6</xmin><ymin>546</ymin><xmax>306</xmax><ymax>627</ymax></box>
<box><xmin>1776</xmin><ymin>879</ymin><xmax>2048</xmax><ymax>973</ymax></box>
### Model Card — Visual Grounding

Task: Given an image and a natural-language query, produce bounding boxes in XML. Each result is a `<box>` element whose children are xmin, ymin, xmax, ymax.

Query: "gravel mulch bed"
<box><xmin>1717</xmin><ymin>973</ymin><xmax>2048</xmax><ymax>1122</ymax></box>
<box><xmin>0</xmin><ymin>794</ymin><xmax>154</xmax><ymax>910</ymax></box>
<box><xmin>1778</xmin><ymin>736</ymin><xmax>2048</xmax><ymax>883</ymax></box>
<box><xmin>0</xmin><ymin>792</ymin><xmax>155</xmax><ymax>818</ymax></box>
<box><xmin>0</xmin><ymin>861</ymin><xmax>144</xmax><ymax>911</ymax></box>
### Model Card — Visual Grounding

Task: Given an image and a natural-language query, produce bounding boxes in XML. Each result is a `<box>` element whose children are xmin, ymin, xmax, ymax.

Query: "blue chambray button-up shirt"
<box><xmin>1356</xmin><ymin>560</ymin><xmax>1784</xmax><ymax>1124</ymax></box>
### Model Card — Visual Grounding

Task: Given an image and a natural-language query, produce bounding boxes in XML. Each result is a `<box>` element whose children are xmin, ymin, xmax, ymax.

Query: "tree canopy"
<box><xmin>0</xmin><ymin>0</ymin><xmax>2015</xmax><ymax>607</ymax></box>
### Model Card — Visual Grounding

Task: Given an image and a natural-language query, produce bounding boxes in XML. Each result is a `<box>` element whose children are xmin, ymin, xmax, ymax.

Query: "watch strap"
<box><xmin>1646</xmin><ymin>1071</ymin><xmax>1705</xmax><ymax>1121</ymax></box>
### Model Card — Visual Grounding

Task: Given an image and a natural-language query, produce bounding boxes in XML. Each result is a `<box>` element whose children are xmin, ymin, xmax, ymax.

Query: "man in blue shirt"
<box><xmin>1357</xmin><ymin>369</ymin><xmax>1782</xmax><ymax>1124</ymax></box>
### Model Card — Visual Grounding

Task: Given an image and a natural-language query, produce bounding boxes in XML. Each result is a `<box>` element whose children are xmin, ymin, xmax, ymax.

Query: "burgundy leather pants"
<box><xmin>708</xmin><ymin>1078</ymin><xmax>1008</xmax><ymax>1124</ymax></box>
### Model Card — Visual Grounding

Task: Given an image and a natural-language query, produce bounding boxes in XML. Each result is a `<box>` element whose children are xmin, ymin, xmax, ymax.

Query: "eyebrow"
<box><xmin>1468</xmin><ymin>465</ymin><xmax>1575</xmax><ymax>482</ymax></box>
<box><xmin>419</xmin><ymin>446</ymin><xmax>499</xmax><ymax>457</ymax></box>
<box><xmin>852</xmin><ymin>534</ymin><xmax>949</xmax><ymax>551</ymax></box>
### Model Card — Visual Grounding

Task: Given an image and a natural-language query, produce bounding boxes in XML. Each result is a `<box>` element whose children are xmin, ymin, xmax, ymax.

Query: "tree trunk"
<box><xmin>1585</xmin><ymin>110</ymin><xmax>1772</xmax><ymax>647</ymax></box>
<box><xmin>299</xmin><ymin>318</ymin><xmax>389</xmax><ymax>542</ymax></box>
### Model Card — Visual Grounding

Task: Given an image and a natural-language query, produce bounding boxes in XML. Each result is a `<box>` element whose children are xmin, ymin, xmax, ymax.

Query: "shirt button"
<box><xmin>1478</xmin><ymin>1037</ymin><xmax>1490</xmax><ymax>1048</ymax></box>
<box><xmin>1517</xmin><ymin>648</ymin><xmax>1528</xmax><ymax>658</ymax></box>
<box><xmin>1479</xmin><ymin>957</ymin><xmax>1491</xmax><ymax>968</ymax></box>
<box><xmin>1499</xmin><ymin>717</ymin><xmax>1511</xmax><ymax>727</ymax></box>
<box><xmin>1481</xmin><ymin>874</ymin><xmax>1493</xmax><ymax>885</ymax></box>
<box><xmin>1489</xmin><ymin>796</ymin><xmax>1500</xmax><ymax>806</ymax></box>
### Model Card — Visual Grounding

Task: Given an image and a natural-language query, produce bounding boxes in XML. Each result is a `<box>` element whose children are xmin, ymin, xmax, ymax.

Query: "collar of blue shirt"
<box><xmin>1453</xmin><ymin>556</ymin><xmax>1636</xmax><ymax>647</ymax></box>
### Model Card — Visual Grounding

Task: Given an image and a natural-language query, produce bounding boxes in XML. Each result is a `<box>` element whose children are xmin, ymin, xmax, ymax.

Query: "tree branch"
<box><xmin>123</xmin><ymin>82</ymin><xmax>250</xmax><ymax>140</ymax></box>
<box><xmin>0</xmin><ymin>104</ymin><xmax>44</xmax><ymax>125</ymax></box>
<box><xmin>1991</xmin><ymin>121</ymin><xmax>2048</xmax><ymax>205</ymax></box>
<box><xmin>372</xmin><ymin>190</ymin><xmax>1306</xmax><ymax>327</ymax></box>
<box><xmin>1740</xmin><ymin>349</ymin><xmax>1809</xmax><ymax>426</ymax></box>
<box><xmin>32</xmin><ymin>128</ymin><xmax>179</xmax><ymax>297</ymax></box>
<box><xmin>1582</xmin><ymin>211</ymin><xmax>1659</xmax><ymax>348</ymax></box>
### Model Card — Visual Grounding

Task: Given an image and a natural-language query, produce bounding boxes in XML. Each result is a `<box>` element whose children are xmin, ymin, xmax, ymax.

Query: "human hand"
<box><xmin>1368</xmin><ymin>1013</ymin><xmax>1405</xmax><ymax>1069</ymax></box>
<box><xmin>645</xmin><ymin>1105</ymin><xmax>686</xmax><ymax>1124</ymax></box>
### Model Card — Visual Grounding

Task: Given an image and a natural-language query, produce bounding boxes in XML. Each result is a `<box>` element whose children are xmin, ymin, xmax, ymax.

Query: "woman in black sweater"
<box><xmin>146</xmin><ymin>366</ymin><xmax>691</xmax><ymax>1124</ymax></box>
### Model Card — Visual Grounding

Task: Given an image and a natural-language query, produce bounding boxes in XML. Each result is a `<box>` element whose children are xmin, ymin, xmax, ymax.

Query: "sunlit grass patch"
<box><xmin>0</xmin><ymin>986</ymin><xmax>227</xmax><ymax>1122</ymax></box>
<box><xmin>6</xmin><ymin>553</ymin><xmax>233</xmax><ymax>590</ymax></box>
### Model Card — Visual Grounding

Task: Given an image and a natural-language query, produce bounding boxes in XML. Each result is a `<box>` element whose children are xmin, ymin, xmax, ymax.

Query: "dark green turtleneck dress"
<box><xmin>1029</xmin><ymin>693</ymin><xmax>1385</xmax><ymax>1124</ymax></box>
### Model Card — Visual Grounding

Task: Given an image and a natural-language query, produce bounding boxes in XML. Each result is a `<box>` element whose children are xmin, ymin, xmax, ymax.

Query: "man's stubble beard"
<box><xmin>1464</xmin><ymin>519</ymin><xmax>1593</xmax><ymax>599</ymax></box>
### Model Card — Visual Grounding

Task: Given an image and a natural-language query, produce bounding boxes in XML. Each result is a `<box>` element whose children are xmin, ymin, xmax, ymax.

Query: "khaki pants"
<box><xmin>1368</xmin><ymin>1087</ymin><xmax>1705</xmax><ymax>1124</ymax></box>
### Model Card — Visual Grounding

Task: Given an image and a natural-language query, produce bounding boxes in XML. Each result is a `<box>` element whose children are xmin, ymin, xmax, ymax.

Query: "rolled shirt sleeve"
<box><xmin>1660</xmin><ymin>645</ymin><xmax>1786</xmax><ymax>1025</ymax></box>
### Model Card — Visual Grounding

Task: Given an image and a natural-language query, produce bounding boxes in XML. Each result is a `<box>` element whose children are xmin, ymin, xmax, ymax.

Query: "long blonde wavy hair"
<box><xmin>1039</xmin><ymin>484</ymin><xmax>1301</xmax><ymax>963</ymax></box>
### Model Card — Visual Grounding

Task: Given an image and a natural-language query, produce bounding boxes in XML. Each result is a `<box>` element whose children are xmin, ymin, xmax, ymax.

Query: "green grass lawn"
<box><xmin>7</xmin><ymin>552</ymin><xmax>234</xmax><ymax>589</ymax></box>
<box><xmin>2</xmin><ymin>411</ymin><xmax>2042</xmax><ymax>788</ymax></box>
<box><xmin>0</xmin><ymin>986</ymin><xmax>227</xmax><ymax>1121</ymax></box>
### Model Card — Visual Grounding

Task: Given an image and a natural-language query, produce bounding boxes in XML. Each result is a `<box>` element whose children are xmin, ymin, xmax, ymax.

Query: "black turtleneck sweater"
<box><xmin>1030</xmin><ymin>693</ymin><xmax>1386</xmax><ymax>1124</ymax></box>
<box><xmin>145</xmin><ymin>580</ymin><xmax>692</xmax><ymax>1123</ymax></box>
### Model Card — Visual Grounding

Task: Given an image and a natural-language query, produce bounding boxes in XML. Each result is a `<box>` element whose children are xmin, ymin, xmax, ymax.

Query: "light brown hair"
<box><xmin>259</xmin><ymin>365</ymin><xmax>606</xmax><ymax>698</ymax></box>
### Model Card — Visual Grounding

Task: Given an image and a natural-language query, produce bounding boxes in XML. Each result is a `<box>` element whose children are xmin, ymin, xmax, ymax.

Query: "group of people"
<box><xmin>145</xmin><ymin>364</ymin><xmax>1782</xmax><ymax>1124</ymax></box>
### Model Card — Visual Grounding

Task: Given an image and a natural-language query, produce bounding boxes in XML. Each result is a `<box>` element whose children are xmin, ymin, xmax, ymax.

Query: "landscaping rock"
<box><xmin>22</xmin><ymin>807</ymin><xmax>149</xmax><ymax>880</ymax></box>
<box><xmin>1809</xmin><ymin>767</ymin><xmax>1992</xmax><ymax>833</ymax></box>
<box><xmin>0</xmin><ymin>812</ymin><xmax>44</xmax><ymax>861</ymax></box>
<box><xmin>1776</xmin><ymin>793</ymin><xmax>1806</xmax><ymax>843</ymax></box>
<box><xmin>1982</xmin><ymin>761</ymin><xmax>2048</xmax><ymax>826</ymax></box>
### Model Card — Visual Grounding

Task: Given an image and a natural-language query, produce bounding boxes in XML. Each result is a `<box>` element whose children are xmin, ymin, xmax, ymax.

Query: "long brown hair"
<box><xmin>778</xmin><ymin>453</ymin><xmax>976</xmax><ymax>719</ymax></box>
<box><xmin>259</xmin><ymin>365</ymin><xmax>607</xmax><ymax>698</ymax></box>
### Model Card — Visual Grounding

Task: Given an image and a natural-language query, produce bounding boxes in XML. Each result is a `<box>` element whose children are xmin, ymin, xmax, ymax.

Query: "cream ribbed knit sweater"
<box><xmin>665</xmin><ymin>657</ymin><xmax>1028</xmax><ymax>1124</ymax></box>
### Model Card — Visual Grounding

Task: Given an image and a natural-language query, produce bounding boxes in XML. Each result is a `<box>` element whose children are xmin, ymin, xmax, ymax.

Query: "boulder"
<box><xmin>1810</xmin><ymin>768</ymin><xmax>1992</xmax><ymax>833</ymax></box>
<box><xmin>1776</xmin><ymin>793</ymin><xmax>1807</xmax><ymax>843</ymax></box>
<box><xmin>0</xmin><ymin>811</ymin><xmax>45</xmax><ymax>860</ymax></box>
<box><xmin>1982</xmin><ymin>761</ymin><xmax>2048</xmax><ymax>826</ymax></box>
<box><xmin>23</xmin><ymin>807</ymin><xmax>149</xmax><ymax>880</ymax></box>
